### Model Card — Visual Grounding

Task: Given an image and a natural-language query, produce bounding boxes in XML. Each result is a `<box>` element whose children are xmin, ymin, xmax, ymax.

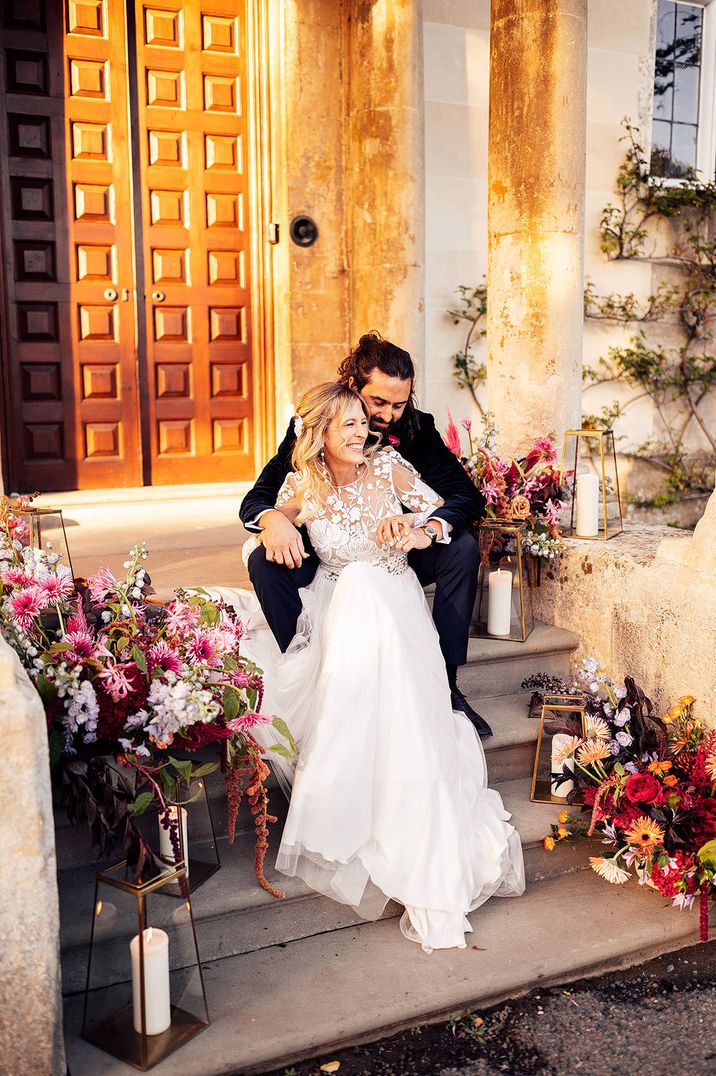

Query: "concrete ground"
<box><xmin>35</xmin><ymin>484</ymin><xmax>253</xmax><ymax>596</ymax></box>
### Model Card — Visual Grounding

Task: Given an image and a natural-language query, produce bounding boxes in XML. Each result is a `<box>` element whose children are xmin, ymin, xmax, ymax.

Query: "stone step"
<box><xmin>62</xmin><ymin>865</ymin><xmax>707</xmax><ymax>1076</ymax></box>
<box><xmin>57</xmin><ymin>777</ymin><xmax>583</xmax><ymax>994</ymax></box>
<box><xmin>53</xmin><ymin>686</ymin><xmax>543</xmax><ymax>869</ymax></box>
<box><xmin>460</xmin><ymin>622</ymin><xmax>578</xmax><ymax>699</ymax></box>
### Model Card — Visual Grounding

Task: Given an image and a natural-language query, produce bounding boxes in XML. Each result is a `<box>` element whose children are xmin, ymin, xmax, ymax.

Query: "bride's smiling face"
<box><xmin>322</xmin><ymin>399</ymin><xmax>369</xmax><ymax>470</ymax></box>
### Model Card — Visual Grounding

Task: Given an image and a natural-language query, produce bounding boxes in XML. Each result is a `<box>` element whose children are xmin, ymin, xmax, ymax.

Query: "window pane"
<box><xmin>675</xmin><ymin>3</ymin><xmax>702</xmax><ymax>64</ymax></box>
<box><xmin>670</xmin><ymin>122</ymin><xmax>697</xmax><ymax>174</ymax></box>
<box><xmin>673</xmin><ymin>62</ymin><xmax>700</xmax><ymax>124</ymax></box>
<box><xmin>650</xmin><ymin>119</ymin><xmax>673</xmax><ymax>176</ymax></box>
<box><xmin>656</xmin><ymin>0</ymin><xmax>676</xmax><ymax>54</ymax></box>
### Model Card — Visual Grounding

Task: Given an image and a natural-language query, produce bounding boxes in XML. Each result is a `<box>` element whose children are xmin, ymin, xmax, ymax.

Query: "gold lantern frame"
<box><xmin>14</xmin><ymin>504</ymin><xmax>75</xmax><ymax>576</ymax></box>
<box><xmin>530</xmin><ymin>693</ymin><xmax>587</xmax><ymax>805</ymax></box>
<box><xmin>559</xmin><ymin>428</ymin><xmax>624</xmax><ymax>540</ymax></box>
<box><xmin>81</xmin><ymin>859</ymin><xmax>209</xmax><ymax>1071</ymax></box>
<box><xmin>474</xmin><ymin>519</ymin><xmax>535</xmax><ymax>643</ymax></box>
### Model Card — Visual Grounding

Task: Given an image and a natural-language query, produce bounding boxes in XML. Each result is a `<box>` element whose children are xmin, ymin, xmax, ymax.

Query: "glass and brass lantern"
<box><xmin>530</xmin><ymin>694</ymin><xmax>587</xmax><ymax>805</ymax></box>
<box><xmin>13</xmin><ymin>504</ymin><xmax>75</xmax><ymax>576</ymax></box>
<box><xmin>81</xmin><ymin>859</ymin><xmax>209</xmax><ymax>1071</ymax></box>
<box><xmin>474</xmin><ymin>520</ymin><xmax>535</xmax><ymax>643</ymax></box>
<box><xmin>559</xmin><ymin>429</ymin><xmax>624</xmax><ymax>540</ymax></box>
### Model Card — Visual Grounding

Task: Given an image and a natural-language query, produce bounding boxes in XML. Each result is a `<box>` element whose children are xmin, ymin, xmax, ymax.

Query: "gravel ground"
<box><xmin>267</xmin><ymin>942</ymin><xmax>716</xmax><ymax>1076</ymax></box>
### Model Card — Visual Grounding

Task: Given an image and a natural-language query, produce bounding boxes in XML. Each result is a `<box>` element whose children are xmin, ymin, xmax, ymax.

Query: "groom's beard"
<box><xmin>370</xmin><ymin>417</ymin><xmax>399</xmax><ymax>439</ymax></box>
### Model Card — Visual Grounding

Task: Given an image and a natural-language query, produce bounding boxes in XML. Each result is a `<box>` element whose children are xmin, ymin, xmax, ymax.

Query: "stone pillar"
<box><xmin>348</xmin><ymin>0</ymin><xmax>426</xmax><ymax>385</ymax></box>
<box><xmin>487</xmin><ymin>0</ymin><xmax>587</xmax><ymax>456</ymax></box>
<box><xmin>0</xmin><ymin>638</ymin><xmax>65</xmax><ymax>1074</ymax></box>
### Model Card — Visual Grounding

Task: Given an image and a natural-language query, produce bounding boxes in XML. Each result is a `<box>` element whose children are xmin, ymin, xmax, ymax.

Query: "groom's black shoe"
<box><xmin>450</xmin><ymin>686</ymin><xmax>493</xmax><ymax>738</ymax></box>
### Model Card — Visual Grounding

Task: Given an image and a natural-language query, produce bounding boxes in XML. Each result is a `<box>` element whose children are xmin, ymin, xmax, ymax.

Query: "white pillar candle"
<box><xmin>575</xmin><ymin>472</ymin><xmax>599</xmax><ymax>537</ymax></box>
<box><xmin>551</xmin><ymin>733</ymin><xmax>575</xmax><ymax>798</ymax></box>
<box><xmin>487</xmin><ymin>569</ymin><xmax>512</xmax><ymax>636</ymax></box>
<box><xmin>130</xmin><ymin>927</ymin><xmax>171</xmax><ymax>1035</ymax></box>
<box><xmin>159</xmin><ymin>806</ymin><xmax>189</xmax><ymax>878</ymax></box>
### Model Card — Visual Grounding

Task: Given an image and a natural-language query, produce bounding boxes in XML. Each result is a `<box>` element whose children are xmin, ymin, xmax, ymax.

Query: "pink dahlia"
<box><xmin>186</xmin><ymin>629</ymin><xmax>220</xmax><ymax>665</ymax></box>
<box><xmin>87</xmin><ymin>566</ymin><xmax>117</xmax><ymax>605</ymax></box>
<box><xmin>226</xmin><ymin>712</ymin><xmax>272</xmax><ymax>733</ymax></box>
<box><xmin>147</xmin><ymin>641</ymin><xmax>183</xmax><ymax>676</ymax></box>
<box><xmin>9</xmin><ymin>586</ymin><xmax>43</xmax><ymax>629</ymax></box>
<box><xmin>64</xmin><ymin>630</ymin><xmax>95</xmax><ymax>663</ymax></box>
<box><xmin>40</xmin><ymin>574</ymin><xmax>75</xmax><ymax>604</ymax></box>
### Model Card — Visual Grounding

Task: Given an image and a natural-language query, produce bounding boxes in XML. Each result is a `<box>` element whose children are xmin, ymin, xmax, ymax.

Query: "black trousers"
<box><xmin>247</xmin><ymin>530</ymin><xmax>479</xmax><ymax>666</ymax></box>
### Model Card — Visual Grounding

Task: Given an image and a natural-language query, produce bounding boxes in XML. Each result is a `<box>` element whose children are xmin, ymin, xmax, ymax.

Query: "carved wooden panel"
<box><xmin>84</xmin><ymin>422</ymin><xmax>119</xmax><ymax>457</ymax></box>
<box><xmin>82</xmin><ymin>365</ymin><xmax>117</xmax><ymax>399</ymax></box>
<box><xmin>11</xmin><ymin>176</ymin><xmax>54</xmax><ymax>220</ymax></box>
<box><xmin>3</xmin><ymin>2</ymin><xmax>46</xmax><ymax>31</ymax></box>
<box><xmin>152</xmin><ymin>248</ymin><xmax>187</xmax><ymax>283</ymax></box>
<box><xmin>74</xmin><ymin>182</ymin><xmax>112</xmax><ymax>221</ymax></box>
<box><xmin>21</xmin><ymin>363</ymin><xmax>62</xmax><ymax>401</ymax></box>
<box><xmin>6</xmin><ymin>49</ymin><xmax>49</xmax><ymax>94</ymax></box>
<box><xmin>158</xmin><ymin>419</ymin><xmax>192</xmax><ymax>454</ymax></box>
<box><xmin>8</xmin><ymin>113</ymin><xmax>51</xmax><ymax>156</ymax></box>
<box><xmin>69</xmin><ymin>58</ymin><xmax>107</xmax><ymax>98</ymax></box>
<box><xmin>211</xmin><ymin>362</ymin><xmax>246</xmax><ymax>397</ymax></box>
<box><xmin>67</xmin><ymin>1</ymin><xmax>106</xmax><ymax>36</ymax></box>
<box><xmin>76</xmin><ymin>244</ymin><xmax>115</xmax><ymax>281</ymax></box>
<box><xmin>156</xmin><ymin>363</ymin><xmax>190</xmax><ymax>397</ymax></box>
<box><xmin>14</xmin><ymin>241</ymin><xmax>56</xmax><ymax>281</ymax></box>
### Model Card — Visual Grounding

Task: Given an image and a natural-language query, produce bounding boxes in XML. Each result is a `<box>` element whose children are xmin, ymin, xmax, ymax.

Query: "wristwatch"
<box><xmin>424</xmin><ymin>523</ymin><xmax>440</xmax><ymax>543</ymax></box>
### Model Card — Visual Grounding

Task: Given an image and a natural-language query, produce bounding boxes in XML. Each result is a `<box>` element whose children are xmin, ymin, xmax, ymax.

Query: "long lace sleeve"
<box><xmin>388</xmin><ymin>452</ymin><xmax>444</xmax><ymax>526</ymax></box>
<box><xmin>275</xmin><ymin>472</ymin><xmax>301</xmax><ymax>518</ymax></box>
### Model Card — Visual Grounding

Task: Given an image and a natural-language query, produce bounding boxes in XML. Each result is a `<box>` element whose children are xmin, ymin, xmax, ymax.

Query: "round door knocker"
<box><xmin>289</xmin><ymin>215</ymin><xmax>318</xmax><ymax>247</ymax></box>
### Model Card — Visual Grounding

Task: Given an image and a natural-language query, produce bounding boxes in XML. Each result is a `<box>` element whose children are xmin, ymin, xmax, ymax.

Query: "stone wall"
<box><xmin>533</xmin><ymin>488</ymin><xmax>716</xmax><ymax>725</ymax></box>
<box><xmin>0</xmin><ymin>637</ymin><xmax>65</xmax><ymax>1074</ymax></box>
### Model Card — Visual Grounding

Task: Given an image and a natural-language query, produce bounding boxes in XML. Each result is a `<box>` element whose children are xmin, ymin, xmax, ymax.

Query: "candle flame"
<box><xmin>95</xmin><ymin>900</ymin><xmax>103</xmax><ymax>917</ymax></box>
<box><xmin>186</xmin><ymin>901</ymin><xmax>191</xmax><ymax>911</ymax></box>
<box><xmin>146</xmin><ymin>926</ymin><xmax>153</xmax><ymax>944</ymax></box>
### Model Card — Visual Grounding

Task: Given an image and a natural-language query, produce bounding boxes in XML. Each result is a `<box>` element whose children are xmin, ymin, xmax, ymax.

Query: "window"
<box><xmin>650</xmin><ymin>0</ymin><xmax>705</xmax><ymax>178</ymax></box>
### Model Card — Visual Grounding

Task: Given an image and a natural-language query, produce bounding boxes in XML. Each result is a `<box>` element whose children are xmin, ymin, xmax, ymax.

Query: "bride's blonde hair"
<box><xmin>291</xmin><ymin>382</ymin><xmax>377</xmax><ymax>524</ymax></box>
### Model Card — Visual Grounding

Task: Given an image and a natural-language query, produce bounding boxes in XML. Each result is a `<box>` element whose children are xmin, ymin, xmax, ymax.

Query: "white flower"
<box><xmin>132</xmin><ymin>587</ymin><xmax>142</xmax><ymax>599</ymax></box>
<box><xmin>101</xmin><ymin>610</ymin><xmax>112</xmax><ymax>622</ymax></box>
<box><xmin>616</xmin><ymin>730</ymin><xmax>633</xmax><ymax>747</ymax></box>
<box><xmin>64</xmin><ymin>680</ymin><xmax>99</xmax><ymax>738</ymax></box>
<box><xmin>293</xmin><ymin>414</ymin><xmax>304</xmax><ymax>435</ymax></box>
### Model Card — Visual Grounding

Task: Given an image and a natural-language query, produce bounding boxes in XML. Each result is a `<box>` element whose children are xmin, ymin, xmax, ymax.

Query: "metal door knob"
<box><xmin>152</xmin><ymin>290</ymin><xmax>166</xmax><ymax>302</ymax></box>
<box><xmin>103</xmin><ymin>287</ymin><xmax>118</xmax><ymax>301</ymax></box>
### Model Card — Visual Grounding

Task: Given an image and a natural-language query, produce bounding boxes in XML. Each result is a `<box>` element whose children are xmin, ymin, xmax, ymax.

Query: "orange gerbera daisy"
<box><xmin>648</xmin><ymin>760</ymin><xmax>672</xmax><ymax>775</ymax></box>
<box><xmin>624</xmin><ymin>815</ymin><xmax>665</xmax><ymax>855</ymax></box>
<box><xmin>576</xmin><ymin>739</ymin><xmax>611</xmax><ymax>766</ymax></box>
<box><xmin>553</xmin><ymin>735</ymin><xmax>582</xmax><ymax>766</ymax></box>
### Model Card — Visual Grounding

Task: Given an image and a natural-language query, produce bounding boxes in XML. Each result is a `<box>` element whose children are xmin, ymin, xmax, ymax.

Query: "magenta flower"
<box><xmin>533</xmin><ymin>437</ymin><xmax>558</xmax><ymax>464</ymax></box>
<box><xmin>98</xmin><ymin>662</ymin><xmax>135</xmax><ymax>701</ymax></box>
<box><xmin>64</xmin><ymin>630</ymin><xmax>95</xmax><ymax>663</ymax></box>
<box><xmin>443</xmin><ymin>411</ymin><xmax>462</xmax><ymax>457</ymax></box>
<box><xmin>40</xmin><ymin>574</ymin><xmax>75</xmax><ymax>604</ymax></box>
<box><xmin>543</xmin><ymin>498</ymin><xmax>563</xmax><ymax>526</ymax></box>
<box><xmin>481</xmin><ymin>480</ymin><xmax>502</xmax><ymax>506</ymax></box>
<box><xmin>186</xmin><ymin>629</ymin><xmax>220</xmax><ymax>665</ymax></box>
<box><xmin>164</xmin><ymin>602</ymin><xmax>201</xmax><ymax>636</ymax></box>
<box><xmin>387</xmin><ymin>434</ymin><xmax>401</xmax><ymax>448</ymax></box>
<box><xmin>147</xmin><ymin>641</ymin><xmax>183</xmax><ymax>676</ymax></box>
<box><xmin>1</xmin><ymin>567</ymin><xmax>32</xmax><ymax>588</ymax></box>
<box><xmin>226</xmin><ymin>712</ymin><xmax>272</xmax><ymax>733</ymax></box>
<box><xmin>87</xmin><ymin>566</ymin><xmax>117</xmax><ymax>605</ymax></box>
<box><xmin>9</xmin><ymin>586</ymin><xmax>43</xmax><ymax>629</ymax></box>
<box><xmin>461</xmin><ymin>417</ymin><xmax>472</xmax><ymax>432</ymax></box>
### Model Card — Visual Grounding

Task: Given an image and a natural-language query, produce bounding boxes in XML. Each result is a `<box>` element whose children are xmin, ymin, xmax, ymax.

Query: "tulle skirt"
<box><xmin>211</xmin><ymin>561</ymin><xmax>525</xmax><ymax>952</ymax></box>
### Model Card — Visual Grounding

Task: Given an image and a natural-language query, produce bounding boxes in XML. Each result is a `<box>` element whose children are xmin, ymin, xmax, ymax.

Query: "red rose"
<box><xmin>624</xmin><ymin>772</ymin><xmax>663</xmax><ymax>806</ymax></box>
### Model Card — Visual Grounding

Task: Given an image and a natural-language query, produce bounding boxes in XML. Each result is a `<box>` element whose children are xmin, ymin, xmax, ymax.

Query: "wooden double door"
<box><xmin>0</xmin><ymin>0</ymin><xmax>256</xmax><ymax>490</ymax></box>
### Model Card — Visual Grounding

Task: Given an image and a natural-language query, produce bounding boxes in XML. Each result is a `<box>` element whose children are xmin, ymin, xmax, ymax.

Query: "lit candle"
<box><xmin>551</xmin><ymin>734</ymin><xmax>575</xmax><ymax>798</ymax></box>
<box><xmin>130</xmin><ymin>927</ymin><xmax>171</xmax><ymax>1036</ymax></box>
<box><xmin>575</xmin><ymin>473</ymin><xmax>599</xmax><ymax>537</ymax></box>
<box><xmin>159</xmin><ymin>806</ymin><xmax>189</xmax><ymax>878</ymax></box>
<box><xmin>487</xmin><ymin>569</ymin><xmax>512</xmax><ymax>636</ymax></box>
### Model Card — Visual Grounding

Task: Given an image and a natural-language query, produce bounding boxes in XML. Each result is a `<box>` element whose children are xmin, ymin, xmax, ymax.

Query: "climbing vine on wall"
<box><xmin>447</xmin><ymin>121</ymin><xmax>716</xmax><ymax>506</ymax></box>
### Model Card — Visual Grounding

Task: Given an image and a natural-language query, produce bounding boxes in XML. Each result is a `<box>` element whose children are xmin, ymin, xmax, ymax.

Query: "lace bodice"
<box><xmin>275</xmin><ymin>448</ymin><xmax>443</xmax><ymax>578</ymax></box>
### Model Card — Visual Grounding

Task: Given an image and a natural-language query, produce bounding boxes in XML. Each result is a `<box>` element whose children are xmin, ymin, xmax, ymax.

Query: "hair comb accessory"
<box><xmin>293</xmin><ymin>414</ymin><xmax>304</xmax><ymax>435</ymax></box>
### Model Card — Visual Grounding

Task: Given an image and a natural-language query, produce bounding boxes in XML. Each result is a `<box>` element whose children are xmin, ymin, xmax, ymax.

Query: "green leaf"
<box><xmin>200</xmin><ymin>602</ymin><xmax>220</xmax><ymax>627</ymax></box>
<box><xmin>223</xmin><ymin>685</ymin><xmax>240</xmax><ymax>722</ymax></box>
<box><xmin>697</xmin><ymin>839</ymin><xmax>716</xmax><ymax>869</ymax></box>
<box><xmin>192</xmin><ymin>762</ymin><xmax>219</xmax><ymax>778</ymax></box>
<box><xmin>168</xmin><ymin>756</ymin><xmax>193</xmax><ymax>786</ymax></box>
<box><xmin>48</xmin><ymin>729</ymin><xmax>64</xmax><ymax>768</ymax></box>
<box><xmin>116</xmin><ymin>635</ymin><xmax>130</xmax><ymax>652</ymax></box>
<box><xmin>128</xmin><ymin>791</ymin><xmax>156</xmax><ymax>817</ymax></box>
<box><xmin>35</xmin><ymin>674</ymin><xmax>55</xmax><ymax>703</ymax></box>
<box><xmin>271</xmin><ymin>715</ymin><xmax>297</xmax><ymax>755</ymax></box>
<box><xmin>269</xmin><ymin>743</ymin><xmax>293</xmax><ymax>761</ymax></box>
<box><xmin>132</xmin><ymin>645</ymin><xmax>147</xmax><ymax>673</ymax></box>
<box><xmin>159</xmin><ymin>767</ymin><xmax>176</xmax><ymax>800</ymax></box>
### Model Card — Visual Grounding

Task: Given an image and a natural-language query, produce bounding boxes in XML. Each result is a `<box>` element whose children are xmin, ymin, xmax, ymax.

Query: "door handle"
<box><xmin>103</xmin><ymin>287</ymin><xmax>118</xmax><ymax>301</ymax></box>
<box><xmin>152</xmin><ymin>290</ymin><xmax>166</xmax><ymax>302</ymax></box>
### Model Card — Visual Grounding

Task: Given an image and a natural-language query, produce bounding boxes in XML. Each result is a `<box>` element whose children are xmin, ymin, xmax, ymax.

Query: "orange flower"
<box><xmin>648</xmin><ymin>760</ymin><xmax>672</xmax><ymax>775</ymax></box>
<box><xmin>679</xmin><ymin>695</ymin><xmax>696</xmax><ymax>706</ymax></box>
<box><xmin>543</xmin><ymin>836</ymin><xmax>555</xmax><ymax>852</ymax></box>
<box><xmin>558</xmin><ymin>810</ymin><xmax>570</xmax><ymax>824</ymax></box>
<box><xmin>624</xmin><ymin>815</ymin><xmax>665</xmax><ymax>855</ymax></box>
<box><xmin>577</xmin><ymin>739</ymin><xmax>611</xmax><ymax>766</ymax></box>
<box><xmin>663</xmin><ymin>774</ymin><xmax>679</xmax><ymax>788</ymax></box>
<box><xmin>556</xmin><ymin>827</ymin><xmax>569</xmax><ymax>840</ymax></box>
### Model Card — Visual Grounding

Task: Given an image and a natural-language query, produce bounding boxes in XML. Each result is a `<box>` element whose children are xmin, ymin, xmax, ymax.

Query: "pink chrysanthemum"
<box><xmin>1</xmin><ymin>567</ymin><xmax>32</xmax><ymax>588</ymax></box>
<box><xmin>147</xmin><ymin>641</ymin><xmax>183</xmax><ymax>676</ymax></box>
<box><xmin>9</xmin><ymin>586</ymin><xmax>43</xmax><ymax>629</ymax></box>
<box><xmin>64</xmin><ymin>630</ymin><xmax>95</xmax><ymax>662</ymax></box>
<box><xmin>226</xmin><ymin>712</ymin><xmax>272</xmax><ymax>733</ymax></box>
<box><xmin>40</xmin><ymin>574</ymin><xmax>75</xmax><ymax>604</ymax></box>
<box><xmin>533</xmin><ymin>437</ymin><xmax>558</xmax><ymax>464</ymax></box>
<box><xmin>164</xmin><ymin>602</ymin><xmax>201</xmax><ymax>636</ymax></box>
<box><xmin>186</xmin><ymin>629</ymin><xmax>220</xmax><ymax>665</ymax></box>
<box><xmin>86</xmin><ymin>566</ymin><xmax>117</xmax><ymax>605</ymax></box>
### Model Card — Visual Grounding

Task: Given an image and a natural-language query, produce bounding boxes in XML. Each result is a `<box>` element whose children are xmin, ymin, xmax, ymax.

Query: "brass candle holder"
<box><xmin>156</xmin><ymin>775</ymin><xmax>221</xmax><ymax>896</ymax></box>
<box><xmin>473</xmin><ymin>520</ymin><xmax>535</xmax><ymax>643</ymax></box>
<box><xmin>14</xmin><ymin>504</ymin><xmax>75</xmax><ymax>576</ymax></box>
<box><xmin>81</xmin><ymin>859</ymin><xmax>209</xmax><ymax>1071</ymax></box>
<box><xmin>530</xmin><ymin>694</ymin><xmax>587</xmax><ymax>805</ymax></box>
<box><xmin>559</xmin><ymin>429</ymin><xmax>624</xmax><ymax>540</ymax></box>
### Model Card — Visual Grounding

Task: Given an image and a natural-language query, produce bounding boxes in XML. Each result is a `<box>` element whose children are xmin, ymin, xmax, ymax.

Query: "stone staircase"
<box><xmin>58</xmin><ymin>623</ymin><xmax>705</xmax><ymax>1075</ymax></box>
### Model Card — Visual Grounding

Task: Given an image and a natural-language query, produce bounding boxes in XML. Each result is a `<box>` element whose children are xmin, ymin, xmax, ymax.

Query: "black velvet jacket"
<box><xmin>240</xmin><ymin>409</ymin><xmax>485</xmax><ymax>535</ymax></box>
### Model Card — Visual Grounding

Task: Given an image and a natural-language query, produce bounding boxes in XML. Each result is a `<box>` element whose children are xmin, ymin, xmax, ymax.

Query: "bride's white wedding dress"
<box><xmin>215</xmin><ymin>447</ymin><xmax>525</xmax><ymax>952</ymax></box>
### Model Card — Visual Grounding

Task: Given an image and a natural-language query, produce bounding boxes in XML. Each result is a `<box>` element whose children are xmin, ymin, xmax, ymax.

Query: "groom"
<box><xmin>240</xmin><ymin>331</ymin><xmax>492</xmax><ymax>737</ymax></box>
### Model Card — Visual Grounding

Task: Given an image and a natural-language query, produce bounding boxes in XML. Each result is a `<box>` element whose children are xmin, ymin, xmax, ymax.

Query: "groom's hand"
<box><xmin>258</xmin><ymin>510</ymin><xmax>308</xmax><ymax>568</ymax></box>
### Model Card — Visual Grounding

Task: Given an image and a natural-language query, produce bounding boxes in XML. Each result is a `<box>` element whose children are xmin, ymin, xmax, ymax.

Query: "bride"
<box><xmin>219</xmin><ymin>382</ymin><xmax>525</xmax><ymax>952</ymax></box>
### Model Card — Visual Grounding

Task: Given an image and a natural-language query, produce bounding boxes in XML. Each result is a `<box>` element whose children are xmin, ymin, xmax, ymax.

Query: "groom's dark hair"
<box><xmin>337</xmin><ymin>331</ymin><xmax>420</xmax><ymax>441</ymax></box>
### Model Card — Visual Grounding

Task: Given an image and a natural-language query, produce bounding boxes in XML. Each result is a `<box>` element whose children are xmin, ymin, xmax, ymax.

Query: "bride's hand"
<box><xmin>375</xmin><ymin>514</ymin><xmax>412</xmax><ymax>547</ymax></box>
<box><xmin>395</xmin><ymin>527</ymin><xmax>432</xmax><ymax>552</ymax></box>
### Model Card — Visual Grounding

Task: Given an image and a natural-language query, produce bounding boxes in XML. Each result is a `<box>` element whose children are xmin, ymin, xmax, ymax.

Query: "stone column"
<box><xmin>348</xmin><ymin>0</ymin><xmax>426</xmax><ymax>384</ymax></box>
<box><xmin>487</xmin><ymin>0</ymin><xmax>587</xmax><ymax>456</ymax></box>
<box><xmin>0</xmin><ymin>638</ymin><xmax>65</xmax><ymax>1075</ymax></box>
